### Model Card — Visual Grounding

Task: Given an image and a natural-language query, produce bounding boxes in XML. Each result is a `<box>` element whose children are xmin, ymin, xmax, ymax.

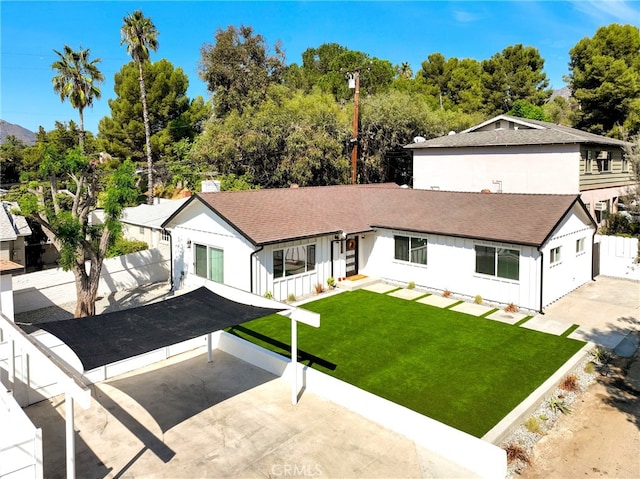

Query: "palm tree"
<box><xmin>398</xmin><ymin>62</ymin><xmax>413</xmax><ymax>79</ymax></box>
<box><xmin>51</xmin><ymin>45</ymin><xmax>104</xmax><ymax>149</ymax></box>
<box><xmin>121</xmin><ymin>10</ymin><xmax>159</xmax><ymax>204</ymax></box>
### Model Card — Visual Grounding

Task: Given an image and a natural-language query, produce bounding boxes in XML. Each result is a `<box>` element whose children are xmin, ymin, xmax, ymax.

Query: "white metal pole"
<box><xmin>65</xmin><ymin>393</ymin><xmax>75</xmax><ymax>479</ymax></box>
<box><xmin>291</xmin><ymin>318</ymin><xmax>297</xmax><ymax>405</ymax></box>
<box><xmin>207</xmin><ymin>333</ymin><xmax>213</xmax><ymax>363</ymax></box>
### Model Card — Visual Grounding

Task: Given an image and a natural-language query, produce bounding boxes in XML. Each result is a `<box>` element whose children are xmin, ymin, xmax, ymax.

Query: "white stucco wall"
<box><xmin>413</xmin><ymin>144</ymin><xmax>580</xmax><ymax>194</ymax></box>
<box><xmin>362</xmin><ymin>230</ymin><xmax>542</xmax><ymax>310</ymax></box>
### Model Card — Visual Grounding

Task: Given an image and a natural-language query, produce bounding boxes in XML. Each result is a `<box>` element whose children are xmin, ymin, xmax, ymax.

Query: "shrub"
<box><xmin>503</xmin><ymin>443</ymin><xmax>530</xmax><ymax>465</ymax></box>
<box><xmin>504</xmin><ymin>303</ymin><xmax>518</xmax><ymax>313</ymax></box>
<box><xmin>549</xmin><ymin>396</ymin><xmax>571</xmax><ymax>414</ymax></box>
<box><xmin>407</xmin><ymin>281</ymin><xmax>415</xmax><ymax>289</ymax></box>
<box><xmin>524</xmin><ymin>417</ymin><xmax>542</xmax><ymax>434</ymax></box>
<box><xmin>584</xmin><ymin>362</ymin><xmax>596</xmax><ymax>374</ymax></box>
<box><xmin>264</xmin><ymin>291</ymin><xmax>273</xmax><ymax>299</ymax></box>
<box><xmin>442</xmin><ymin>289</ymin><xmax>452</xmax><ymax>297</ymax></box>
<box><xmin>474</xmin><ymin>294</ymin><xmax>483</xmax><ymax>304</ymax></box>
<box><xmin>559</xmin><ymin>373</ymin><xmax>579</xmax><ymax>392</ymax></box>
<box><xmin>106</xmin><ymin>238</ymin><xmax>148</xmax><ymax>258</ymax></box>
<box><xmin>287</xmin><ymin>293</ymin><xmax>296</xmax><ymax>303</ymax></box>
<box><xmin>327</xmin><ymin>277</ymin><xmax>336</xmax><ymax>289</ymax></box>
<box><xmin>315</xmin><ymin>283</ymin><xmax>325</xmax><ymax>294</ymax></box>
<box><xmin>539</xmin><ymin>414</ymin><xmax>548</xmax><ymax>421</ymax></box>
<box><xmin>590</xmin><ymin>347</ymin><xmax>610</xmax><ymax>364</ymax></box>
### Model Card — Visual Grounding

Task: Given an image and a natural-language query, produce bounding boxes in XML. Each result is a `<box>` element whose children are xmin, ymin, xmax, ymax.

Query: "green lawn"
<box><xmin>227</xmin><ymin>289</ymin><xmax>584</xmax><ymax>437</ymax></box>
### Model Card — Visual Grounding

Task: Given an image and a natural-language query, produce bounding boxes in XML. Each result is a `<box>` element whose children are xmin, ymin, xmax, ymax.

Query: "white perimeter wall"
<box><xmin>596</xmin><ymin>234</ymin><xmax>640</xmax><ymax>281</ymax></box>
<box><xmin>362</xmin><ymin>229</ymin><xmax>542</xmax><ymax>310</ymax></box>
<box><xmin>413</xmin><ymin>144</ymin><xmax>580</xmax><ymax>194</ymax></box>
<box><xmin>12</xmin><ymin>247</ymin><xmax>170</xmax><ymax>314</ymax></box>
<box><xmin>0</xmin><ymin>390</ymin><xmax>42</xmax><ymax>479</ymax></box>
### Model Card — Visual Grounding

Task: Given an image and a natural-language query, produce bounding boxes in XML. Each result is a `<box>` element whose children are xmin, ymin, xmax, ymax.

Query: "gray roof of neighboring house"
<box><xmin>0</xmin><ymin>201</ymin><xmax>31</xmax><ymax>241</ymax></box>
<box><xmin>405</xmin><ymin>114</ymin><xmax>630</xmax><ymax>149</ymax></box>
<box><xmin>121</xmin><ymin>197</ymin><xmax>190</xmax><ymax>230</ymax></box>
<box><xmin>164</xmin><ymin>184</ymin><xmax>592</xmax><ymax>248</ymax></box>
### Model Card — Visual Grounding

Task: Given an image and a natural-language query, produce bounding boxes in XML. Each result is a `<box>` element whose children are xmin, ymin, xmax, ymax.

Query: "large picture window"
<box><xmin>475</xmin><ymin>245</ymin><xmax>519</xmax><ymax>280</ymax></box>
<box><xmin>194</xmin><ymin>244</ymin><xmax>224</xmax><ymax>283</ymax></box>
<box><xmin>273</xmin><ymin>244</ymin><xmax>316</xmax><ymax>278</ymax></box>
<box><xmin>394</xmin><ymin>235</ymin><xmax>427</xmax><ymax>265</ymax></box>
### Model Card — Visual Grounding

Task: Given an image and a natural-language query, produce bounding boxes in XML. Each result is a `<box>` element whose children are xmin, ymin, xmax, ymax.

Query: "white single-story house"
<box><xmin>118</xmin><ymin>197</ymin><xmax>190</xmax><ymax>249</ymax></box>
<box><xmin>0</xmin><ymin>201</ymin><xmax>31</xmax><ymax>273</ymax></box>
<box><xmin>163</xmin><ymin>184</ymin><xmax>596</xmax><ymax>312</ymax></box>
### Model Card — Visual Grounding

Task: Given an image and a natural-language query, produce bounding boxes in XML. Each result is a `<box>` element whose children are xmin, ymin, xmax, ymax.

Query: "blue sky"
<box><xmin>2</xmin><ymin>0</ymin><xmax>639</xmax><ymax>134</ymax></box>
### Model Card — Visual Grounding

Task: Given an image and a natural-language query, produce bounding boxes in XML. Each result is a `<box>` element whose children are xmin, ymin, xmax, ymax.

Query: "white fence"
<box><xmin>0</xmin><ymin>390</ymin><xmax>42</xmax><ymax>479</ymax></box>
<box><xmin>596</xmin><ymin>235</ymin><xmax>640</xmax><ymax>280</ymax></box>
<box><xmin>12</xmin><ymin>247</ymin><xmax>170</xmax><ymax>314</ymax></box>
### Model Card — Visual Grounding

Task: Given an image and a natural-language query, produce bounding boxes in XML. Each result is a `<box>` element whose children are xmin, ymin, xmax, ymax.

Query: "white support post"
<box><xmin>291</xmin><ymin>318</ymin><xmax>297</xmax><ymax>405</ymax></box>
<box><xmin>65</xmin><ymin>393</ymin><xmax>75</xmax><ymax>479</ymax></box>
<box><xmin>207</xmin><ymin>333</ymin><xmax>213</xmax><ymax>363</ymax></box>
<box><xmin>9</xmin><ymin>338</ymin><xmax>15</xmax><ymax>384</ymax></box>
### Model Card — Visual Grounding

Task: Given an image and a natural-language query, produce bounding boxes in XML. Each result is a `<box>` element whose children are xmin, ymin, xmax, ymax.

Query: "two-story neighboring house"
<box><xmin>407</xmin><ymin>115</ymin><xmax>635</xmax><ymax>225</ymax></box>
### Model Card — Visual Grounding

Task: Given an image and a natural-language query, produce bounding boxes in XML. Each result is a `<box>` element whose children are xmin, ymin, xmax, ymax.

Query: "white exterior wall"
<box><xmin>362</xmin><ymin>230</ymin><xmax>542</xmax><ymax>310</ymax></box>
<box><xmin>121</xmin><ymin>223</ymin><xmax>162</xmax><ymax>249</ymax></box>
<box><xmin>540</xmin><ymin>206</ymin><xmax>594</xmax><ymax>307</ymax></box>
<box><xmin>413</xmin><ymin>144</ymin><xmax>580</xmax><ymax>194</ymax></box>
<box><xmin>167</xmin><ymin>201</ymin><xmax>255</xmax><ymax>292</ymax></box>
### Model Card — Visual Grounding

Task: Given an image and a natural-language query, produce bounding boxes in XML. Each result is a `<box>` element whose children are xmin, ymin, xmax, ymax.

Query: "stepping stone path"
<box><xmin>388</xmin><ymin>289</ymin><xmax>426</xmax><ymax>300</ymax></box>
<box><xmin>449</xmin><ymin>302</ymin><xmax>494</xmax><ymax>317</ymax></box>
<box><xmin>486</xmin><ymin>310</ymin><xmax>529</xmax><ymax>325</ymax></box>
<box><xmin>416</xmin><ymin>294</ymin><xmax>458</xmax><ymax>308</ymax></box>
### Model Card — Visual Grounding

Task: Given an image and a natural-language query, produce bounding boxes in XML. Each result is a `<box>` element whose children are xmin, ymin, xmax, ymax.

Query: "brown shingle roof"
<box><xmin>170</xmin><ymin>184</ymin><xmax>586</xmax><ymax>248</ymax></box>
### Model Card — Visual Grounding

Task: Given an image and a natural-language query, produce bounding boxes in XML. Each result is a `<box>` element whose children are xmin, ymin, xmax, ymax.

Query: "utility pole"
<box><xmin>349</xmin><ymin>69</ymin><xmax>360</xmax><ymax>185</ymax></box>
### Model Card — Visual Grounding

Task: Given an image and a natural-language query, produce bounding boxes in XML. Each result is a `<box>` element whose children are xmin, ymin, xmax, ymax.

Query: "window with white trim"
<box><xmin>394</xmin><ymin>235</ymin><xmax>427</xmax><ymax>265</ymax></box>
<box><xmin>194</xmin><ymin>244</ymin><xmax>224</xmax><ymax>283</ymax></box>
<box><xmin>474</xmin><ymin>245</ymin><xmax>519</xmax><ymax>280</ymax></box>
<box><xmin>585</xmin><ymin>150</ymin><xmax>595</xmax><ymax>174</ymax></box>
<box><xmin>273</xmin><ymin>244</ymin><xmax>316</xmax><ymax>278</ymax></box>
<box><xmin>597</xmin><ymin>151</ymin><xmax>611</xmax><ymax>173</ymax></box>
<box><xmin>622</xmin><ymin>156</ymin><xmax>629</xmax><ymax>172</ymax></box>
<box><xmin>576</xmin><ymin>237</ymin><xmax>585</xmax><ymax>254</ymax></box>
<box><xmin>550</xmin><ymin>246</ymin><xmax>562</xmax><ymax>265</ymax></box>
<box><xmin>161</xmin><ymin>229</ymin><xmax>170</xmax><ymax>243</ymax></box>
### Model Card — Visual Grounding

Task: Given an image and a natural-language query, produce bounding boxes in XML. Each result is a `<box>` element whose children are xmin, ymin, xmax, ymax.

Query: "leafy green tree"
<box><xmin>121</xmin><ymin>9</ymin><xmax>159</xmax><ymax>204</ymax></box>
<box><xmin>198</xmin><ymin>25</ymin><xmax>286</xmax><ymax>117</ymax></box>
<box><xmin>18</xmin><ymin>147</ymin><xmax>138</xmax><ymax>317</ymax></box>
<box><xmin>568</xmin><ymin>24</ymin><xmax>640</xmax><ymax>137</ymax></box>
<box><xmin>481</xmin><ymin>44</ymin><xmax>552</xmax><ymax>116</ymax></box>
<box><xmin>51</xmin><ymin>45</ymin><xmax>104</xmax><ymax>148</ymax></box>
<box><xmin>508</xmin><ymin>100</ymin><xmax>549</xmax><ymax>121</ymax></box>
<box><xmin>543</xmin><ymin>95</ymin><xmax>579</xmax><ymax>126</ymax></box>
<box><xmin>0</xmin><ymin>135</ymin><xmax>27</xmax><ymax>184</ymax></box>
<box><xmin>192</xmin><ymin>86</ymin><xmax>350</xmax><ymax>188</ymax></box>
<box><xmin>98</xmin><ymin>59</ymin><xmax>209</xmax><ymax>187</ymax></box>
<box><xmin>218</xmin><ymin>173</ymin><xmax>259</xmax><ymax>191</ymax></box>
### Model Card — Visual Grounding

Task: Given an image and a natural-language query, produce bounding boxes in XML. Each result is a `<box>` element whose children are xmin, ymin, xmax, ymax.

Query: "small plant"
<box><xmin>407</xmin><ymin>281</ymin><xmax>415</xmax><ymax>289</ymax></box>
<box><xmin>504</xmin><ymin>303</ymin><xmax>518</xmax><ymax>313</ymax></box>
<box><xmin>590</xmin><ymin>347</ymin><xmax>610</xmax><ymax>364</ymax></box>
<box><xmin>584</xmin><ymin>362</ymin><xmax>595</xmax><ymax>374</ymax></box>
<box><xmin>559</xmin><ymin>373</ymin><xmax>579</xmax><ymax>392</ymax></box>
<box><xmin>442</xmin><ymin>289</ymin><xmax>452</xmax><ymax>297</ymax></box>
<box><xmin>327</xmin><ymin>277</ymin><xmax>336</xmax><ymax>289</ymax></box>
<box><xmin>549</xmin><ymin>396</ymin><xmax>571</xmax><ymax>414</ymax></box>
<box><xmin>524</xmin><ymin>417</ymin><xmax>542</xmax><ymax>434</ymax></box>
<box><xmin>314</xmin><ymin>283</ymin><xmax>325</xmax><ymax>294</ymax></box>
<box><xmin>503</xmin><ymin>443</ymin><xmax>530</xmax><ymax>465</ymax></box>
<box><xmin>538</xmin><ymin>414</ymin><xmax>548</xmax><ymax>421</ymax></box>
<box><xmin>287</xmin><ymin>293</ymin><xmax>296</xmax><ymax>303</ymax></box>
<box><xmin>474</xmin><ymin>294</ymin><xmax>483</xmax><ymax>304</ymax></box>
<box><xmin>264</xmin><ymin>291</ymin><xmax>273</xmax><ymax>299</ymax></box>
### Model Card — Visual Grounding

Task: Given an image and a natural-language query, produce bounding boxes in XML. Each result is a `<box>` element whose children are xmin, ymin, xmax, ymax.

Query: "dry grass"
<box><xmin>314</xmin><ymin>283</ymin><xmax>325</xmax><ymax>294</ymax></box>
<box><xmin>504</xmin><ymin>303</ymin><xmax>519</xmax><ymax>313</ymax></box>
<box><xmin>559</xmin><ymin>373</ymin><xmax>579</xmax><ymax>392</ymax></box>
<box><xmin>504</xmin><ymin>443</ymin><xmax>531</xmax><ymax>464</ymax></box>
<box><xmin>442</xmin><ymin>289</ymin><xmax>452</xmax><ymax>298</ymax></box>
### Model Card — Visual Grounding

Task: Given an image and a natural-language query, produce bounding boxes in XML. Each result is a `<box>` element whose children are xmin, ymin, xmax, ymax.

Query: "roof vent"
<box><xmin>413</xmin><ymin>136</ymin><xmax>426</xmax><ymax>143</ymax></box>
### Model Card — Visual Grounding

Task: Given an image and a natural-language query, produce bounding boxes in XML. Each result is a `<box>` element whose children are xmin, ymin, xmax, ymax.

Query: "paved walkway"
<box><xmin>362</xmin><ymin>276</ymin><xmax>640</xmax><ymax>349</ymax></box>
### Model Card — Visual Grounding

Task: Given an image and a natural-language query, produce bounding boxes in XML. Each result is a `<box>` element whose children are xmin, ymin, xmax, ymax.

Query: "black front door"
<box><xmin>345</xmin><ymin>237</ymin><xmax>358</xmax><ymax>277</ymax></box>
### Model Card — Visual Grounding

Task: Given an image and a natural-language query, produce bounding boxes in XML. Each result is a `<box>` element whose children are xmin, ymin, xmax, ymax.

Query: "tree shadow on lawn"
<box><xmin>227</xmin><ymin>325</ymin><xmax>337</xmax><ymax>371</ymax></box>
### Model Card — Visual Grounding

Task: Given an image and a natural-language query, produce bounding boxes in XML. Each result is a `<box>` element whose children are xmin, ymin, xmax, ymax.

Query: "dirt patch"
<box><xmin>519</xmin><ymin>351</ymin><xmax>640</xmax><ymax>479</ymax></box>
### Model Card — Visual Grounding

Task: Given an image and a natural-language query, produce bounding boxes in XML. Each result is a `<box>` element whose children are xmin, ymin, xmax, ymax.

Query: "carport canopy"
<box><xmin>38</xmin><ymin>286</ymin><xmax>286</xmax><ymax>372</ymax></box>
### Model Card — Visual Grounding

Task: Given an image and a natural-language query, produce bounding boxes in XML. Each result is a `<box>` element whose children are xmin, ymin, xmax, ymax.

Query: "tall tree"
<box><xmin>51</xmin><ymin>45</ymin><xmax>104</xmax><ymax>149</ymax></box>
<box><xmin>481</xmin><ymin>44</ymin><xmax>551</xmax><ymax>116</ymax></box>
<box><xmin>568</xmin><ymin>24</ymin><xmax>640</xmax><ymax>137</ymax></box>
<box><xmin>98</xmin><ymin>59</ymin><xmax>209</xmax><ymax>187</ymax></box>
<box><xmin>199</xmin><ymin>25</ymin><xmax>286</xmax><ymax>117</ymax></box>
<box><xmin>18</xmin><ymin>146</ymin><xmax>138</xmax><ymax>317</ymax></box>
<box><xmin>121</xmin><ymin>10</ymin><xmax>159</xmax><ymax>204</ymax></box>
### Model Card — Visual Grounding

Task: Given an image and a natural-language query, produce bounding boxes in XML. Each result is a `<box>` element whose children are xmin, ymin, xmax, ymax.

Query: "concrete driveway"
<box><xmin>543</xmin><ymin>276</ymin><xmax>639</xmax><ymax>349</ymax></box>
<box><xmin>25</xmin><ymin>349</ymin><xmax>474</xmax><ymax>479</ymax></box>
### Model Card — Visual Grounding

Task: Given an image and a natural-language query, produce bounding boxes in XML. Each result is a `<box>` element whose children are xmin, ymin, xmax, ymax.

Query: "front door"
<box><xmin>345</xmin><ymin>237</ymin><xmax>358</xmax><ymax>277</ymax></box>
